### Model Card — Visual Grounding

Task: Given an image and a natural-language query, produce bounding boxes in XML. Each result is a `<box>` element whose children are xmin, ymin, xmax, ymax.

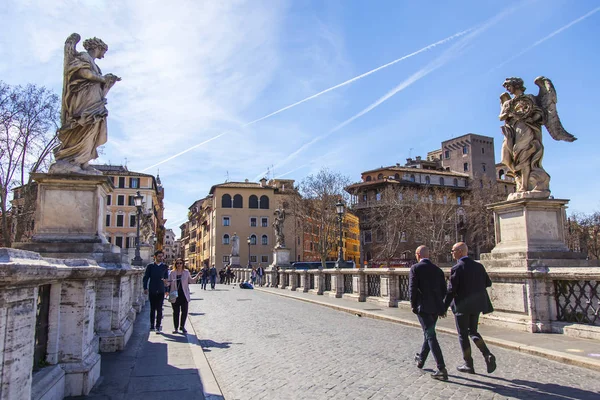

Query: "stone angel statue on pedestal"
<box><xmin>499</xmin><ymin>76</ymin><xmax>576</xmax><ymax>200</ymax></box>
<box><xmin>273</xmin><ymin>208</ymin><xmax>286</xmax><ymax>249</ymax></box>
<box><xmin>49</xmin><ymin>33</ymin><xmax>121</xmax><ymax>175</ymax></box>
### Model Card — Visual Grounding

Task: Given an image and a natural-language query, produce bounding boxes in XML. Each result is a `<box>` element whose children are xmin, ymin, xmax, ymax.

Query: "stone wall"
<box><xmin>0</xmin><ymin>248</ymin><xmax>145</xmax><ymax>399</ymax></box>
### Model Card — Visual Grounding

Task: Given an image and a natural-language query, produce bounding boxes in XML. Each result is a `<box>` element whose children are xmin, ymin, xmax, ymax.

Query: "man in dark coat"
<box><xmin>444</xmin><ymin>242</ymin><xmax>496</xmax><ymax>374</ymax></box>
<box><xmin>409</xmin><ymin>245</ymin><xmax>448</xmax><ymax>381</ymax></box>
<box><xmin>143</xmin><ymin>250</ymin><xmax>169</xmax><ymax>333</ymax></box>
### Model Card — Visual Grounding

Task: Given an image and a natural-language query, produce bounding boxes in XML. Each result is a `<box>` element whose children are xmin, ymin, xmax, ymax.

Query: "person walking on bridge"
<box><xmin>143</xmin><ymin>250</ymin><xmax>169</xmax><ymax>333</ymax></box>
<box><xmin>445</xmin><ymin>242</ymin><xmax>497</xmax><ymax>375</ymax></box>
<box><xmin>409</xmin><ymin>245</ymin><xmax>448</xmax><ymax>381</ymax></box>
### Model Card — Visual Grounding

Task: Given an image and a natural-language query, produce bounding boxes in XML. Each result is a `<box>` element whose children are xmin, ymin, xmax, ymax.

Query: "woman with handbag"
<box><xmin>167</xmin><ymin>258</ymin><xmax>198</xmax><ymax>334</ymax></box>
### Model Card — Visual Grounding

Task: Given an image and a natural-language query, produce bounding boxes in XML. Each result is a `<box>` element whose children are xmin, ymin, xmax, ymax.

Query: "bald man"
<box><xmin>444</xmin><ymin>242</ymin><xmax>496</xmax><ymax>374</ymax></box>
<box><xmin>409</xmin><ymin>245</ymin><xmax>448</xmax><ymax>381</ymax></box>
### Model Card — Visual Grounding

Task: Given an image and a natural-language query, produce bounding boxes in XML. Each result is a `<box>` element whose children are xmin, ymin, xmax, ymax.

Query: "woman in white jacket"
<box><xmin>168</xmin><ymin>258</ymin><xmax>198</xmax><ymax>334</ymax></box>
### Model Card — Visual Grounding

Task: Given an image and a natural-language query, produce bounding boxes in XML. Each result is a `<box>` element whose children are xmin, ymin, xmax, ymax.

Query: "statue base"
<box><xmin>271</xmin><ymin>247</ymin><xmax>291</xmax><ymax>268</ymax></box>
<box><xmin>229</xmin><ymin>255</ymin><xmax>241</xmax><ymax>268</ymax></box>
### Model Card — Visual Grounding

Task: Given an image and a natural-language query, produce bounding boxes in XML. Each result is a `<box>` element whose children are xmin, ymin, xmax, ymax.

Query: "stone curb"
<box><xmin>187</xmin><ymin>313</ymin><xmax>225</xmax><ymax>399</ymax></box>
<box><xmin>257</xmin><ymin>288</ymin><xmax>600</xmax><ymax>373</ymax></box>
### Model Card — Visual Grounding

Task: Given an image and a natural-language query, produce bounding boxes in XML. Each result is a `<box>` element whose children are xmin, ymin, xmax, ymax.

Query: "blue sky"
<box><xmin>1</xmin><ymin>0</ymin><xmax>599</xmax><ymax>235</ymax></box>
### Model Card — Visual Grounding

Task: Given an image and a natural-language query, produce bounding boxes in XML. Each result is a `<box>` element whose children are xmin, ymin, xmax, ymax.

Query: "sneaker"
<box><xmin>172</xmin><ymin>329</ymin><xmax>178</xmax><ymax>334</ymax></box>
<box><xmin>414</xmin><ymin>353</ymin><xmax>425</xmax><ymax>369</ymax></box>
<box><xmin>485</xmin><ymin>354</ymin><xmax>497</xmax><ymax>374</ymax></box>
<box><xmin>456</xmin><ymin>363</ymin><xmax>475</xmax><ymax>374</ymax></box>
<box><xmin>156</xmin><ymin>326</ymin><xmax>162</xmax><ymax>333</ymax></box>
<box><xmin>431</xmin><ymin>368</ymin><xmax>449</xmax><ymax>381</ymax></box>
<box><xmin>150</xmin><ymin>327</ymin><xmax>155</xmax><ymax>332</ymax></box>
<box><xmin>181</xmin><ymin>328</ymin><xmax>188</xmax><ymax>334</ymax></box>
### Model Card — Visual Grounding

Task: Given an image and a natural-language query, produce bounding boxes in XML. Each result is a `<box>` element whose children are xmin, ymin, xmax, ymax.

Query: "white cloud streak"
<box><xmin>141</xmin><ymin>28</ymin><xmax>472</xmax><ymax>172</ymax></box>
<box><xmin>492</xmin><ymin>6</ymin><xmax>600</xmax><ymax>72</ymax></box>
<box><xmin>262</xmin><ymin>5</ymin><xmax>519</xmax><ymax>178</ymax></box>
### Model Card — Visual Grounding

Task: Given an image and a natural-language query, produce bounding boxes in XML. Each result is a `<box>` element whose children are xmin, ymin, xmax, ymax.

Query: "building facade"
<box><xmin>163</xmin><ymin>228</ymin><xmax>177</xmax><ymax>265</ymax></box>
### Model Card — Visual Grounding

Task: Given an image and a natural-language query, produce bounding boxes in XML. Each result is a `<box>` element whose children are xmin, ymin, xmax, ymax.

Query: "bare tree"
<box><xmin>300</xmin><ymin>168</ymin><xmax>351</xmax><ymax>268</ymax></box>
<box><xmin>568</xmin><ymin>211</ymin><xmax>600</xmax><ymax>260</ymax></box>
<box><xmin>0</xmin><ymin>81</ymin><xmax>59</xmax><ymax>246</ymax></box>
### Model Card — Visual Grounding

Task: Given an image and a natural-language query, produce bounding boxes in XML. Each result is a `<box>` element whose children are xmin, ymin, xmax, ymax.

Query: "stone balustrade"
<box><xmin>0</xmin><ymin>248</ymin><xmax>145</xmax><ymax>400</ymax></box>
<box><xmin>232</xmin><ymin>264</ymin><xmax>600</xmax><ymax>340</ymax></box>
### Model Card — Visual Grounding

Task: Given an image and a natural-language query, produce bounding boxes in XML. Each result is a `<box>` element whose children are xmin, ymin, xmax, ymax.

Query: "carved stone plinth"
<box><xmin>229</xmin><ymin>256</ymin><xmax>241</xmax><ymax>268</ymax></box>
<box><xmin>271</xmin><ymin>247</ymin><xmax>291</xmax><ymax>268</ymax></box>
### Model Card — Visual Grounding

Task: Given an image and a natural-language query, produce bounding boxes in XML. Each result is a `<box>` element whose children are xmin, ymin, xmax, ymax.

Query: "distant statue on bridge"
<box><xmin>49</xmin><ymin>33</ymin><xmax>121</xmax><ymax>175</ymax></box>
<box><xmin>273</xmin><ymin>208</ymin><xmax>286</xmax><ymax>248</ymax></box>
<box><xmin>499</xmin><ymin>76</ymin><xmax>576</xmax><ymax>200</ymax></box>
<box><xmin>231</xmin><ymin>233</ymin><xmax>240</xmax><ymax>257</ymax></box>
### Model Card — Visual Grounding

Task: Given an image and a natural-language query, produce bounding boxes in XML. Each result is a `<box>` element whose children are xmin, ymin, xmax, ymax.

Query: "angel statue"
<box><xmin>273</xmin><ymin>208</ymin><xmax>286</xmax><ymax>248</ymax></box>
<box><xmin>499</xmin><ymin>76</ymin><xmax>576</xmax><ymax>200</ymax></box>
<box><xmin>49</xmin><ymin>33</ymin><xmax>121</xmax><ymax>175</ymax></box>
<box><xmin>231</xmin><ymin>233</ymin><xmax>240</xmax><ymax>257</ymax></box>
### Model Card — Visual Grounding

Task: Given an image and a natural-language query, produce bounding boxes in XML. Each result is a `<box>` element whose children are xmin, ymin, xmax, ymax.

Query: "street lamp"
<box><xmin>335</xmin><ymin>199</ymin><xmax>346</xmax><ymax>269</ymax></box>
<box><xmin>247</xmin><ymin>236</ymin><xmax>252</xmax><ymax>268</ymax></box>
<box><xmin>131</xmin><ymin>191</ymin><xmax>144</xmax><ymax>266</ymax></box>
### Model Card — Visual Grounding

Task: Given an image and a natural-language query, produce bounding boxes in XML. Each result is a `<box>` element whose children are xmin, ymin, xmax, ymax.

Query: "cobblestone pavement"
<box><xmin>188</xmin><ymin>285</ymin><xmax>600</xmax><ymax>400</ymax></box>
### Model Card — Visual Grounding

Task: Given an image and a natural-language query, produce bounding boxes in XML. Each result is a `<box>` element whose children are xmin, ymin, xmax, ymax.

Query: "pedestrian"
<box><xmin>143</xmin><ymin>250</ymin><xmax>169</xmax><ymax>333</ymax></box>
<box><xmin>200</xmin><ymin>264</ymin><xmax>209</xmax><ymax>290</ymax></box>
<box><xmin>409</xmin><ymin>245</ymin><xmax>448</xmax><ymax>381</ymax></box>
<box><xmin>224</xmin><ymin>265</ymin><xmax>232</xmax><ymax>285</ymax></box>
<box><xmin>256</xmin><ymin>263</ymin><xmax>265</xmax><ymax>287</ymax></box>
<box><xmin>209</xmin><ymin>264</ymin><xmax>217</xmax><ymax>289</ymax></box>
<box><xmin>219</xmin><ymin>268</ymin><xmax>225</xmax><ymax>284</ymax></box>
<box><xmin>251</xmin><ymin>266</ymin><xmax>257</xmax><ymax>285</ymax></box>
<box><xmin>444</xmin><ymin>242</ymin><xmax>497</xmax><ymax>374</ymax></box>
<box><xmin>167</xmin><ymin>258</ymin><xmax>198</xmax><ymax>334</ymax></box>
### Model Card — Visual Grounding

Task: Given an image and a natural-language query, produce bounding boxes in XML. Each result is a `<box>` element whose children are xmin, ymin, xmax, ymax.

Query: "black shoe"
<box><xmin>431</xmin><ymin>368</ymin><xmax>449</xmax><ymax>381</ymax></box>
<box><xmin>156</xmin><ymin>326</ymin><xmax>162</xmax><ymax>333</ymax></box>
<box><xmin>414</xmin><ymin>353</ymin><xmax>425</xmax><ymax>369</ymax></box>
<box><xmin>456</xmin><ymin>363</ymin><xmax>475</xmax><ymax>374</ymax></box>
<box><xmin>181</xmin><ymin>328</ymin><xmax>188</xmax><ymax>334</ymax></box>
<box><xmin>485</xmin><ymin>353</ymin><xmax>496</xmax><ymax>374</ymax></box>
<box><xmin>150</xmin><ymin>327</ymin><xmax>155</xmax><ymax>332</ymax></box>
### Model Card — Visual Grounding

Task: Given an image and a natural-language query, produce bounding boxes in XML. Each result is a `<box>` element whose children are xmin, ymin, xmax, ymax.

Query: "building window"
<box><xmin>116</xmin><ymin>214</ymin><xmax>124</xmax><ymax>227</ymax></box>
<box><xmin>249</xmin><ymin>195</ymin><xmax>258</xmax><ymax>209</ymax></box>
<box><xmin>362</xmin><ymin>194</ymin><xmax>367</xmax><ymax>202</ymax></box>
<box><xmin>107</xmin><ymin>195</ymin><xmax>112</xmax><ymax>206</ymax></box>
<box><xmin>115</xmin><ymin>236</ymin><xmax>123</xmax><ymax>248</ymax></box>
<box><xmin>250</xmin><ymin>255</ymin><xmax>257</xmax><ymax>263</ymax></box>
<box><xmin>250</xmin><ymin>234</ymin><xmax>257</xmax><ymax>245</ymax></box>
<box><xmin>425</xmin><ymin>176</ymin><xmax>431</xmax><ymax>185</ymax></box>
<box><xmin>376</xmin><ymin>192</ymin><xmax>381</xmax><ymax>201</ymax></box>
<box><xmin>259</xmin><ymin>195</ymin><xmax>269</xmax><ymax>209</ymax></box>
<box><xmin>261</xmin><ymin>235</ymin><xmax>268</xmax><ymax>245</ymax></box>
<box><xmin>366</xmin><ymin>176</ymin><xmax>372</xmax><ymax>182</ymax></box>
<box><xmin>439</xmin><ymin>177</ymin><xmax>445</xmax><ymax>186</ymax></box>
<box><xmin>482</xmin><ymin>164</ymin><xmax>487</xmax><ymax>172</ymax></box>
<box><xmin>444</xmin><ymin>150</ymin><xmax>450</xmax><ymax>159</ymax></box>
<box><xmin>463</xmin><ymin>146</ymin><xmax>469</xmax><ymax>155</ymax></box>
<box><xmin>261</xmin><ymin>217</ymin><xmax>268</xmax><ymax>227</ymax></box>
<box><xmin>376</xmin><ymin>229</ymin><xmax>384</xmax><ymax>242</ymax></box>
<box><xmin>105</xmin><ymin>214</ymin><xmax>111</xmax><ymax>227</ymax></box>
<box><xmin>457</xmin><ymin>196</ymin><xmax>463</xmax><ymax>205</ymax></box>
<box><xmin>117</xmin><ymin>195</ymin><xmax>125</xmax><ymax>206</ymax></box>
<box><xmin>250</xmin><ymin>217</ymin><xmax>257</xmax><ymax>227</ymax></box>
<box><xmin>233</xmin><ymin>194</ymin><xmax>243</xmax><ymax>208</ymax></box>
<box><xmin>443</xmin><ymin>195</ymin><xmax>448</xmax><ymax>204</ymax></box>
<box><xmin>377</xmin><ymin>173</ymin><xmax>383</xmax><ymax>180</ymax></box>
<box><xmin>129</xmin><ymin>178</ymin><xmax>139</xmax><ymax>189</ymax></box>
<box><xmin>223</xmin><ymin>255</ymin><xmax>230</xmax><ymax>263</ymax></box>
<box><xmin>394</xmin><ymin>173</ymin><xmax>400</xmax><ymax>180</ymax></box>
<box><xmin>261</xmin><ymin>255</ymin><xmax>269</xmax><ymax>263</ymax></box>
<box><xmin>482</xmin><ymin>147</ymin><xmax>485</xmax><ymax>154</ymax></box>
<box><xmin>118</xmin><ymin>177</ymin><xmax>125</xmax><ymax>188</ymax></box>
<box><xmin>223</xmin><ymin>234</ymin><xmax>230</xmax><ymax>245</ymax></box>
<box><xmin>128</xmin><ymin>195</ymin><xmax>135</xmax><ymax>206</ymax></box>
<box><xmin>130</xmin><ymin>214</ymin><xmax>136</xmax><ymax>227</ymax></box>
<box><xmin>463</xmin><ymin>163</ymin><xmax>469</xmax><ymax>172</ymax></box>
<box><xmin>107</xmin><ymin>236</ymin><xmax>111</xmax><ymax>244</ymax></box>
<box><xmin>454</xmin><ymin>178</ymin><xmax>459</xmax><ymax>187</ymax></box>
<box><xmin>364</xmin><ymin>230</ymin><xmax>372</xmax><ymax>244</ymax></box>
<box><xmin>223</xmin><ymin>216</ymin><xmax>230</xmax><ymax>226</ymax></box>
<box><xmin>410</xmin><ymin>175</ymin><xmax>415</xmax><ymax>182</ymax></box>
<box><xmin>222</xmin><ymin>194</ymin><xmax>232</xmax><ymax>208</ymax></box>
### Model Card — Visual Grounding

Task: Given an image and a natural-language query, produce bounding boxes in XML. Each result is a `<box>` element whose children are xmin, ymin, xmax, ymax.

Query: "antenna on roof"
<box><xmin>271</xmin><ymin>164</ymin><xmax>275</xmax><ymax>180</ymax></box>
<box><xmin>225</xmin><ymin>171</ymin><xmax>229</xmax><ymax>182</ymax></box>
<box><xmin>409</xmin><ymin>148</ymin><xmax>414</xmax><ymax>158</ymax></box>
<box><xmin>124</xmin><ymin>157</ymin><xmax>128</xmax><ymax>167</ymax></box>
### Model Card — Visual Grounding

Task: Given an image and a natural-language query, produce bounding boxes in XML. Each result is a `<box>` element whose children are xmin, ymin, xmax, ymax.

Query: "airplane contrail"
<box><xmin>141</xmin><ymin>28</ymin><xmax>472</xmax><ymax>172</ymax></box>
<box><xmin>492</xmin><ymin>6</ymin><xmax>600</xmax><ymax>71</ymax></box>
<box><xmin>259</xmin><ymin>5</ymin><xmax>517</xmax><ymax>179</ymax></box>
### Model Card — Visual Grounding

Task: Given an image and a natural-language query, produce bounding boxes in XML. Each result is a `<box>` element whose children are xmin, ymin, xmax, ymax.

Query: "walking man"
<box><xmin>256</xmin><ymin>263</ymin><xmax>265</xmax><ymax>287</ymax></box>
<box><xmin>445</xmin><ymin>242</ymin><xmax>496</xmax><ymax>374</ymax></box>
<box><xmin>409</xmin><ymin>245</ymin><xmax>448</xmax><ymax>381</ymax></box>
<box><xmin>209</xmin><ymin>264</ymin><xmax>217</xmax><ymax>289</ymax></box>
<box><xmin>143</xmin><ymin>250</ymin><xmax>169</xmax><ymax>333</ymax></box>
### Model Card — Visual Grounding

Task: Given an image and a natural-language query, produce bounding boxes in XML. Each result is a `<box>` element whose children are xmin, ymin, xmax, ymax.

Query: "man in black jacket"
<box><xmin>444</xmin><ymin>242</ymin><xmax>496</xmax><ymax>374</ymax></box>
<box><xmin>409</xmin><ymin>245</ymin><xmax>448</xmax><ymax>381</ymax></box>
<box><xmin>143</xmin><ymin>250</ymin><xmax>169</xmax><ymax>333</ymax></box>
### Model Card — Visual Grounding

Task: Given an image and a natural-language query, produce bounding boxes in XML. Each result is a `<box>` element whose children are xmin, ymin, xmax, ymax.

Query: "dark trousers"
<box><xmin>225</xmin><ymin>275</ymin><xmax>231</xmax><ymax>285</ymax></box>
<box><xmin>210</xmin><ymin>276</ymin><xmax>216</xmax><ymax>289</ymax></box>
<box><xmin>417</xmin><ymin>312</ymin><xmax>445</xmax><ymax>369</ymax></box>
<box><xmin>455</xmin><ymin>313</ymin><xmax>490</xmax><ymax>364</ymax></box>
<box><xmin>201</xmin><ymin>277</ymin><xmax>208</xmax><ymax>290</ymax></box>
<box><xmin>171</xmin><ymin>295</ymin><xmax>189</xmax><ymax>330</ymax></box>
<box><xmin>149</xmin><ymin>292</ymin><xmax>165</xmax><ymax>328</ymax></box>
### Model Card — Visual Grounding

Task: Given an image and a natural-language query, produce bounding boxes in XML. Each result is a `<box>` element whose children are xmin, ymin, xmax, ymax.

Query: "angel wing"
<box><xmin>60</xmin><ymin>33</ymin><xmax>81</xmax><ymax>126</ymax></box>
<box><xmin>534</xmin><ymin>76</ymin><xmax>577</xmax><ymax>142</ymax></box>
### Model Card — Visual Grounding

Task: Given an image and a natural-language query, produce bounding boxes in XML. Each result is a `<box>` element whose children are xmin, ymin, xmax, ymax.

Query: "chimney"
<box><xmin>245</xmin><ymin>179</ymin><xmax>249</xmax><ymax>183</ymax></box>
<box><xmin>260</xmin><ymin>177</ymin><xmax>267</xmax><ymax>187</ymax></box>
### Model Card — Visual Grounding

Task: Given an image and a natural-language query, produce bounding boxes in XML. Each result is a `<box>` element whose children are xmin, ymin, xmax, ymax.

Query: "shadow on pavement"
<box><xmin>198</xmin><ymin>339</ymin><xmax>232</xmax><ymax>352</ymax></box>
<box><xmin>189</xmin><ymin>312</ymin><xmax>205</xmax><ymax>316</ymax></box>
<box><xmin>447</xmin><ymin>374</ymin><xmax>600</xmax><ymax>399</ymax></box>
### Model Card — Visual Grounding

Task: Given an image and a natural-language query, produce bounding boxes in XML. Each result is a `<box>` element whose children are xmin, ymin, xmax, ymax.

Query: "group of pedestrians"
<box><xmin>249</xmin><ymin>264</ymin><xmax>266</xmax><ymax>287</ymax></box>
<box><xmin>196</xmin><ymin>264</ymin><xmax>218</xmax><ymax>290</ymax></box>
<box><xmin>409</xmin><ymin>242</ymin><xmax>496</xmax><ymax>381</ymax></box>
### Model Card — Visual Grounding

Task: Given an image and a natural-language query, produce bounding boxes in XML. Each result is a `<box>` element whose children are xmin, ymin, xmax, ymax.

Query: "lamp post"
<box><xmin>131</xmin><ymin>191</ymin><xmax>144</xmax><ymax>266</ymax></box>
<box><xmin>247</xmin><ymin>236</ymin><xmax>252</xmax><ymax>268</ymax></box>
<box><xmin>335</xmin><ymin>200</ymin><xmax>346</xmax><ymax>269</ymax></box>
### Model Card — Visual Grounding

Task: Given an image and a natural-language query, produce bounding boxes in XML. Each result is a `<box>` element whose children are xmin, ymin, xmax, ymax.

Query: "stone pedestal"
<box><xmin>229</xmin><ymin>255</ymin><xmax>241</xmax><ymax>268</ymax></box>
<box><xmin>271</xmin><ymin>247</ymin><xmax>291</xmax><ymax>268</ymax></box>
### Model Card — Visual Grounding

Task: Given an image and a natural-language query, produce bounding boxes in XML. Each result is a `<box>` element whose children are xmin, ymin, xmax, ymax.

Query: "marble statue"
<box><xmin>273</xmin><ymin>208</ymin><xmax>286</xmax><ymax>248</ymax></box>
<box><xmin>231</xmin><ymin>233</ymin><xmax>240</xmax><ymax>256</ymax></box>
<box><xmin>49</xmin><ymin>33</ymin><xmax>121</xmax><ymax>175</ymax></box>
<box><xmin>499</xmin><ymin>76</ymin><xmax>576</xmax><ymax>200</ymax></box>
